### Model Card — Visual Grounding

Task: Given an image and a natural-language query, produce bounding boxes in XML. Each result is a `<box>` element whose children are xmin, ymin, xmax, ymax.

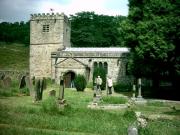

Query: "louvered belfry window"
<box><xmin>43</xmin><ymin>25</ymin><xmax>49</xmax><ymax>32</ymax></box>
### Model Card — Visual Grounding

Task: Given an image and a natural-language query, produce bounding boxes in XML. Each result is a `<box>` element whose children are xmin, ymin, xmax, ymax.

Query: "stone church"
<box><xmin>30</xmin><ymin>13</ymin><xmax>131</xmax><ymax>87</ymax></box>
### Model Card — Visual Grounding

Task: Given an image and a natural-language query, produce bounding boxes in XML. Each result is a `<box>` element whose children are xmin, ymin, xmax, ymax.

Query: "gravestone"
<box><xmin>59</xmin><ymin>76</ymin><xmax>64</xmax><ymax>100</ymax></box>
<box><xmin>49</xmin><ymin>90</ymin><xmax>56</xmax><ymax>97</ymax></box>
<box><xmin>137</xmin><ymin>78</ymin><xmax>142</xmax><ymax>98</ymax></box>
<box><xmin>128</xmin><ymin>126</ymin><xmax>138</xmax><ymax>135</ymax></box>
<box><xmin>3</xmin><ymin>77</ymin><xmax>12</xmax><ymax>87</ymax></box>
<box><xmin>0</xmin><ymin>73</ymin><xmax>5</xmax><ymax>80</ymax></box>
<box><xmin>19</xmin><ymin>76</ymin><xmax>26</xmax><ymax>89</ymax></box>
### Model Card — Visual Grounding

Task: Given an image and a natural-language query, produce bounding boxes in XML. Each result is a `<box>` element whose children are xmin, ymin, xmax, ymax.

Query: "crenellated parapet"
<box><xmin>30</xmin><ymin>12</ymin><xmax>69</xmax><ymax>23</ymax></box>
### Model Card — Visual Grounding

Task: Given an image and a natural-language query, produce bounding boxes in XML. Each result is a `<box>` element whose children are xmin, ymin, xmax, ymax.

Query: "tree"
<box><xmin>122</xmin><ymin>0</ymin><xmax>180</xmax><ymax>90</ymax></box>
<box><xmin>0</xmin><ymin>21</ymin><xmax>30</xmax><ymax>45</ymax></box>
<box><xmin>70</xmin><ymin>11</ymin><xmax>126</xmax><ymax>47</ymax></box>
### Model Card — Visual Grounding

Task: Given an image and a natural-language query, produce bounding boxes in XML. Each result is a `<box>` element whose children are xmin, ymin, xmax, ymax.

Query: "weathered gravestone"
<box><xmin>58</xmin><ymin>76</ymin><xmax>66</xmax><ymax>105</ymax></box>
<box><xmin>19</xmin><ymin>76</ymin><xmax>26</xmax><ymax>89</ymax></box>
<box><xmin>34</xmin><ymin>78</ymin><xmax>46</xmax><ymax>101</ymax></box>
<box><xmin>128</xmin><ymin>126</ymin><xmax>138</xmax><ymax>135</ymax></box>
<box><xmin>0</xmin><ymin>73</ymin><xmax>5</xmax><ymax>80</ymax></box>
<box><xmin>3</xmin><ymin>77</ymin><xmax>12</xmax><ymax>87</ymax></box>
<box><xmin>59</xmin><ymin>76</ymin><xmax>64</xmax><ymax>100</ymax></box>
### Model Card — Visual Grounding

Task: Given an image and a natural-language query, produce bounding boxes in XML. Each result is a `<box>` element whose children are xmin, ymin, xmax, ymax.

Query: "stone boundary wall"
<box><xmin>0</xmin><ymin>70</ymin><xmax>29</xmax><ymax>80</ymax></box>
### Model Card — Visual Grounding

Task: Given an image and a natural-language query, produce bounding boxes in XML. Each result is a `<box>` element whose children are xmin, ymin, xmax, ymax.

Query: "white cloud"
<box><xmin>38</xmin><ymin>0</ymin><xmax>128</xmax><ymax>16</ymax></box>
<box><xmin>0</xmin><ymin>0</ymin><xmax>128</xmax><ymax>22</ymax></box>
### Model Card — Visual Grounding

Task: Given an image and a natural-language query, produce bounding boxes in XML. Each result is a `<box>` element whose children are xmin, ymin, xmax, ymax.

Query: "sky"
<box><xmin>0</xmin><ymin>0</ymin><xmax>129</xmax><ymax>22</ymax></box>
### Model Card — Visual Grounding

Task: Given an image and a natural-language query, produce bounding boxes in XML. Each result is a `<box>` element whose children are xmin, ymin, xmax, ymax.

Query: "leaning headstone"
<box><xmin>19</xmin><ymin>76</ymin><xmax>26</xmax><ymax>89</ymax></box>
<box><xmin>0</xmin><ymin>73</ymin><xmax>5</xmax><ymax>80</ymax></box>
<box><xmin>49</xmin><ymin>90</ymin><xmax>56</xmax><ymax>97</ymax></box>
<box><xmin>3</xmin><ymin>77</ymin><xmax>12</xmax><ymax>87</ymax></box>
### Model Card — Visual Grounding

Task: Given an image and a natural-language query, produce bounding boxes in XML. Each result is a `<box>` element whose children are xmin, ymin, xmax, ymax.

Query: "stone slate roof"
<box><xmin>52</xmin><ymin>47</ymin><xmax>129</xmax><ymax>58</ymax></box>
<box><xmin>63</xmin><ymin>47</ymin><xmax>129</xmax><ymax>52</ymax></box>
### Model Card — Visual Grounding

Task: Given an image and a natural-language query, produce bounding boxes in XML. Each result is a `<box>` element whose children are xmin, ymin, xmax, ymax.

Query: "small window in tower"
<box><xmin>43</xmin><ymin>25</ymin><xmax>49</xmax><ymax>32</ymax></box>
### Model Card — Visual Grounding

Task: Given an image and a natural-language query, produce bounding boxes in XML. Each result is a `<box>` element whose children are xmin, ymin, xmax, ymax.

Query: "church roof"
<box><xmin>63</xmin><ymin>47</ymin><xmax>129</xmax><ymax>52</ymax></box>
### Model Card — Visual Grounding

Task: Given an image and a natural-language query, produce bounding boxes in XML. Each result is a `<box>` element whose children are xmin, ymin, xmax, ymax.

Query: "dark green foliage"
<box><xmin>0</xmin><ymin>21</ymin><xmax>30</xmax><ymax>45</ymax></box>
<box><xmin>123</xmin><ymin>109</ymin><xmax>136</xmax><ymax>120</ymax></box>
<box><xmin>93</xmin><ymin>67</ymin><xmax>106</xmax><ymax>90</ymax></box>
<box><xmin>122</xmin><ymin>0</ymin><xmax>180</xmax><ymax>91</ymax></box>
<box><xmin>113</xmin><ymin>82</ymin><xmax>131</xmax><ymax>92</ymax></box>
<box><xmin>70</xmin><ymin>11</ymin><xmax>126</xmax><ymax>47</ymax></box>
<box><xmin>74</xmin><ymin>74</ymin><xmax>87</xmax><ymax>91</ymax></box>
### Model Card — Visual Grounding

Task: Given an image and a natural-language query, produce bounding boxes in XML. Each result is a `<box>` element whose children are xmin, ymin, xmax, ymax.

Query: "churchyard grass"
<box><xmin>0</xmin><ymin>43</ymin><xmax>29</xmax><ymax>70</ymax></box>
<box><xmin>101</xmin><ymin>96</ymin><xmax>128</xmax><ymax>104</ymax></box>
<box><xmin>0</xmin><ymin>84</ymin><xmax>180</xmax><ymax>135</ymax></box>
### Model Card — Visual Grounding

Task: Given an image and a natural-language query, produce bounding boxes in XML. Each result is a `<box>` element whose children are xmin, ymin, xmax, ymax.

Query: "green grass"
<box><xmin>101</xmin><ymin>96</ymin><xmax>128</xmax><ymax>104</ymax></box>
<box><xmin>0</xmin><ymin>42</ymin><xmax>29</xmax><ymax>70</ymax></box>
<box><xmin>0</xmin><ymin>84</ymin><xmax>180</xmax><ymax>135</ymax></box>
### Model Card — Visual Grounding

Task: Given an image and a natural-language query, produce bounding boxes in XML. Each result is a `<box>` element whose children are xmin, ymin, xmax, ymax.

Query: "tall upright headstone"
<box><xmin>137</xmin><ymin>78</ymin><xmax>142</xmax><ymax>98</ymax></box>
<box><xmin>132</xmin><ymin>84</ymin><xmax>136</xmax><ymax>98</ymax></box>
<box><xmin>59</xmin><ymin>76</ymin><xmax>64</xmax><ymax>100</ymax></box>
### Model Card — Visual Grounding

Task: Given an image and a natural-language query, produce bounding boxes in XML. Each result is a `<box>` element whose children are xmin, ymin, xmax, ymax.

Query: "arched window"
<box><xmin>94</xmin><ymin>62</ymin><xmax>98</xmax><ymax>68</ymax></box>
<box><xmin>125</xmin><ymin>63</ymin><xmax>130</xmax><ymax>75</ymax></box>
<box><xmin>104</xmin><ymin>62</ymin><xmax>108</xmax><ymax>74</ymax></box>
<box><xmin>99</xmin><ymin>62</ymin><xmax>103</xmax><ymax>68</ymax></box>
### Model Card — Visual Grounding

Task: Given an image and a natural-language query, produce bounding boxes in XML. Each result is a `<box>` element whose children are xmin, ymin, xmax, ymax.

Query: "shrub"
<box><xmin>74</xmin><ymin>74</ymin><xmax>87</xmax><ymax>91</ymax></box>
<box><xmin>93</xmin><ymin>67</ymin><xmax>106</xmax><ymax>90</ymax></box>
<box><xmin>113</xmin><ymin>82</ymin><xmax>131</xmax><ymax>93</ymax></box>
<box><xmin>123</xmin><ymin>109</ymin><xmax>136</xmax><ymax>120</ymax></box>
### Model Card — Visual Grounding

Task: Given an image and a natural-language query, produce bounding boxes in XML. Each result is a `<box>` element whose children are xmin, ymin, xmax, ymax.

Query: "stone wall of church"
<box><xmin>51</xmin><ymin>57</ymin><xmax>131</xmax><ymax>84</ymax></box>
<box><xmin>52</xmin><ymin>58</ymin><xmax>87</xmax><ymax>82</ymax></box>
<box><xmin>30</xmin><ymin>44</ymin><xmax>61</xmax><ymax>78</ymax></box>
<box><xmin>75</xmin><ymin>57</ymin><xmax>128</xmax><ymax>83</ymax></box>
<box><xmin>30</xmin><ymin>13</ymin><xmax>71</xmax><ymax>78</ymax></box>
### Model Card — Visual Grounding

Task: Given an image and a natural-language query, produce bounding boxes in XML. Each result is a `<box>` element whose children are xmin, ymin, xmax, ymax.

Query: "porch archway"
<box><xmin>64</xmin><ymin>71</ymin><xmax>75</xmax><ymax>88</ymax></box>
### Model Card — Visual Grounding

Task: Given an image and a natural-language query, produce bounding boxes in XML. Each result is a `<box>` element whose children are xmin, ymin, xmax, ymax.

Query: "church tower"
<box><xmin>30</xmin><ymin>13</ymin><xmax>71</xmax><ymax>78</ymax></box>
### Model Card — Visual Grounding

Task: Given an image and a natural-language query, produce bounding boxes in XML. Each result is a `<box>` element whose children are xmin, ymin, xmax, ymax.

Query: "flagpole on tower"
<box><xmin>50</xmin><ymin>8</ymin><xmax>54</xmax><ymax>14</ymax></box>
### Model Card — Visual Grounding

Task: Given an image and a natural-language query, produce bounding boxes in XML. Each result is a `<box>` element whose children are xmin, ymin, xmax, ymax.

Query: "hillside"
<box><xmin>0</xmin><ymin>43</ymin><xmax>29</xmax><ymax>70</ymax></box>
